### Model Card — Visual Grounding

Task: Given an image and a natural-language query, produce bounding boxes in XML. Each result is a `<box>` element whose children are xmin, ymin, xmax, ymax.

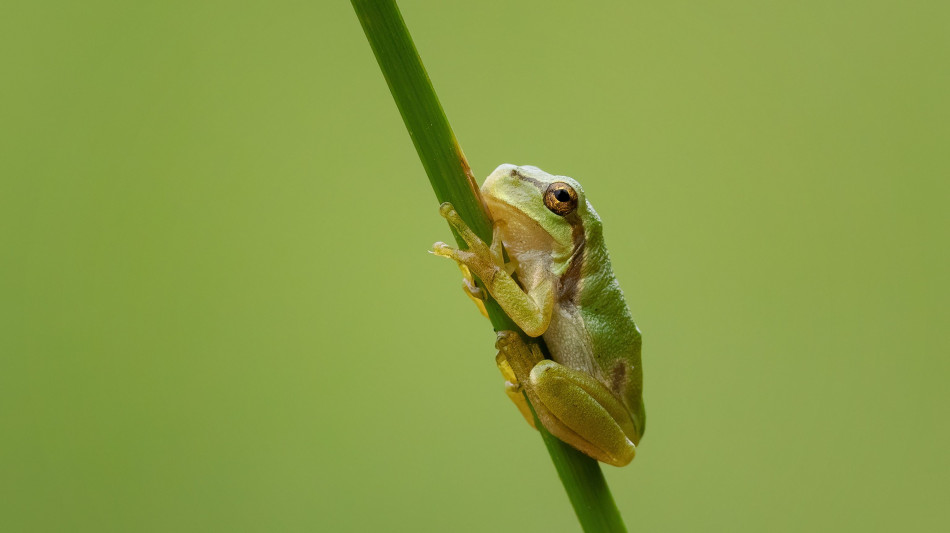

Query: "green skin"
<box><xmin>434</xmin><ymin>164</ymin><xmax>644</xmax><ymax>467</ymax></box>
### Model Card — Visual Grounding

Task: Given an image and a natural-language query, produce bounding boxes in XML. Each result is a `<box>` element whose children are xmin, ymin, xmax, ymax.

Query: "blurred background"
<box><xmin>2</xmin><ymin>1</ymin><xmax>948</xmax><ymax>531</ymax></box>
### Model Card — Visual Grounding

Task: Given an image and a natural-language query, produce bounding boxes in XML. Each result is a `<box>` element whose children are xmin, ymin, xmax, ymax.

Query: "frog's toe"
<box><xmin>431</xmin><ymin>241</ymin><xmax>457</xmax><ymax>258</ymax></box>
<box><xmin>438</xmin><ymin>202</ymin><xmax>456</xmax><ymax>218</ymax></box>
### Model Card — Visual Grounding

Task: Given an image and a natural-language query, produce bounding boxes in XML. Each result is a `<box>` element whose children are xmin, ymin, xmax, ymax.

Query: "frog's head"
<box><xmin>481</xmin><ymin>164</ymin><xmax>600</xmax><ymax>275</ymax></box>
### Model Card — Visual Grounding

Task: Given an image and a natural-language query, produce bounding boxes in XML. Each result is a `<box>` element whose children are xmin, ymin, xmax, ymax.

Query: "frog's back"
<box><xmin>559</xmin><ymin>205</ymin><xmax>645</xmax><ymax>435</ymax></box>
<box><xmin>581</xmin><ymin>244</ymin><xmax>644</xmax><ymax>423</ymax></box>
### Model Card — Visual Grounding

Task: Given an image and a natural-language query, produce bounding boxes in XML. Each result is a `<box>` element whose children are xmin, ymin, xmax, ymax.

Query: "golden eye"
<box><xmin>543</xmin><ymin>182</ymin><xmax>578</xmax><ymax>216</ymax></box>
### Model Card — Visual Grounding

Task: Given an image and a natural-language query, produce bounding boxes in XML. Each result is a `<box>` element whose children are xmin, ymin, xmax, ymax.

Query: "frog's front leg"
<box><xmin>495</xmin><ymin>331</ymin><xmax>638</xmax><ymax>467</ymax></box>
<box><xmin>432</xmin><ymin>203</ymin><xmax>553</xmax><ymax>337</ymax></box>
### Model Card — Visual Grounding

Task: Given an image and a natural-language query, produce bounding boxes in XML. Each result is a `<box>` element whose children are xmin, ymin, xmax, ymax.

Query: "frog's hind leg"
<box><xmin>495</xmin><ymin>331</ymin><xmax>637</xmax><ymax>467</ymax></box>
<box><xmin>528</xmin><ymin>361</ymin><xmax>637</xmax><ymax>466</ymax></box>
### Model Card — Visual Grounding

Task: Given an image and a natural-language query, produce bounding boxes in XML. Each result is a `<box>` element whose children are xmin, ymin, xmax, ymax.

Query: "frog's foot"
<box><xmin>495</xmin><ymin>346</ymin><xmax>536</xmax><ymax>428</ymax></box>
<box><xmin>431</xmin><ymin>211</ymin><xmax>491</xmax><ymax>318</ymax></box>
<box><xmin>495</xmin><ymin>331</ymin><xmax>637</xmax><ymax>467</ymax></box>
<box><xmin>432</xmin><ymin>202</ymin><xmax>504</xmax><ymax>270</ymax></box>
<box><xmin>432</xmin><ymin>241</ymin><xmax>494</xmax><ymax>319</ymax></box>
<box><xmin>459</xmin><ymin>264</ymin><xmax>489</xmax><ymax>318</ymax></box>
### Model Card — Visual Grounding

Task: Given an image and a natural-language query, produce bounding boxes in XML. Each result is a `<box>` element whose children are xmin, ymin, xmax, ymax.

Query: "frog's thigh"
<box><xmin>530</xmin><ymin>361</ymin><xmax>637</xmax><ymax>467</ymax></box>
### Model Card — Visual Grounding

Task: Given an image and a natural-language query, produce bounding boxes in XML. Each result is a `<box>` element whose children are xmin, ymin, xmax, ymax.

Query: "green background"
<box><xmin>2</xmin><ymin>1</ymin><xmax>948</xmax><ymax>531</ymax></box>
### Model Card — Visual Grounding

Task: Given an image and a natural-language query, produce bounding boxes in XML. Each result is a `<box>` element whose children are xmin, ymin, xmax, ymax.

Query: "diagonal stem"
<box><xmin>351</xmin><ymin>1</ymin><xmax>627</xmax><ymax>531</ymax></box>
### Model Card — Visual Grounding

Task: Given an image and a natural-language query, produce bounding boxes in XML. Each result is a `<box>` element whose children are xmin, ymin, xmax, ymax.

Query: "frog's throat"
<box><xmin>486</xmin><ymin>198</ymin><xmax>588</xmax><ymax>308</ymax></box>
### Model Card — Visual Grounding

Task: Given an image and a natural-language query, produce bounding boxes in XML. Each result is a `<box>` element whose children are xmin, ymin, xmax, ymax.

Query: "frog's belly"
<box><xmin>541</xmin><ymin>304</ymin><xmax>602</xmax><ymax>382</ymax></box>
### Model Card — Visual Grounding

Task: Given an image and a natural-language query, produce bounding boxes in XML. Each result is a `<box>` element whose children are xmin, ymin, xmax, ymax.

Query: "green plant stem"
<box><xmin>351</xmin><ymin>1</ymin><xmax>627</xmax><ymax>531</ymax></box>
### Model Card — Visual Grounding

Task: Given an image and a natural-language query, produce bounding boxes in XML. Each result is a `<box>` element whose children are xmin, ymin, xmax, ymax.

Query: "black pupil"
<box><xmin>554</xmin><ymin>189</ymin><xmax>571</xmax><ymax>202</ymax></box>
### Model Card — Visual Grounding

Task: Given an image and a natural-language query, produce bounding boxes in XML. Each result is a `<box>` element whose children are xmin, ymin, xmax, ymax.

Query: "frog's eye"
<box><xmin>543</xmin><ymin>182</ymin><xmax>578</xmax><ymax>216</ymax></box>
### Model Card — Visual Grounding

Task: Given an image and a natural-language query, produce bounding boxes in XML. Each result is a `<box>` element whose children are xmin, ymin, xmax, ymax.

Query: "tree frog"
<box><xmin>433</xmin><ymin>164</ymin><xmax>645</xmax><ymax>466</ymax></box>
